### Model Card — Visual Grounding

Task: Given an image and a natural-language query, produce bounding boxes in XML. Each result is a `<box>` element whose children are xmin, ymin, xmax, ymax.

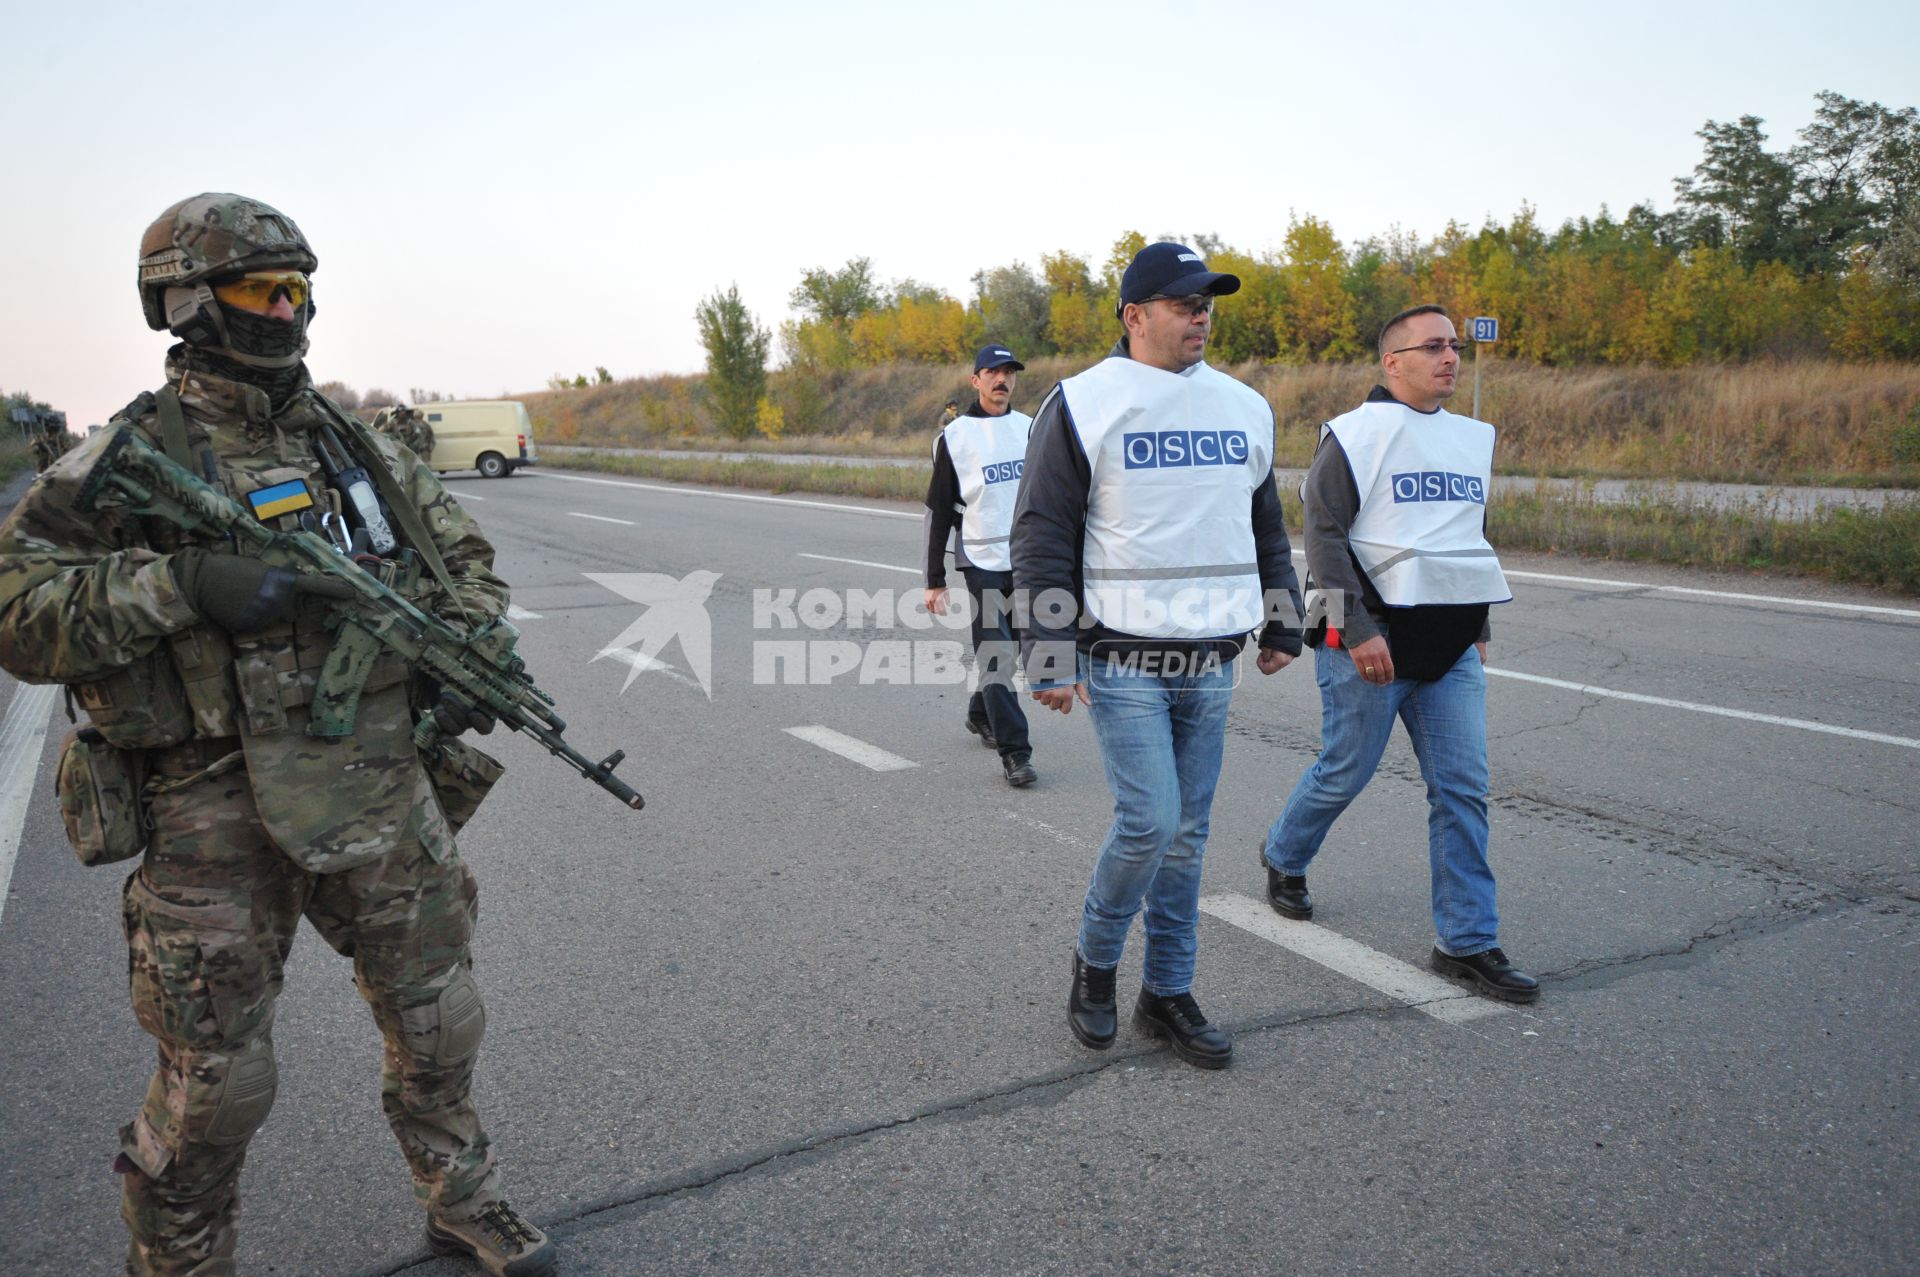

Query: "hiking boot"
<box><xmin>1068</xmin><ymin>951</ymin><xmax>1118</xmax><ymax>1049</ymax></box>
<box><xmin>427</xmin><ymin>1200</ymin><xmax>557</xmax><ymax>1277</ymax></box>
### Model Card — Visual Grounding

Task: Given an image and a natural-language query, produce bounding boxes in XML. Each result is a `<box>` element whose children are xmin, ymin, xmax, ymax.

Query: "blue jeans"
<box><xmin>1078</xmin><ymin>650</ymin><xmax>1235</xmax><ymax>995</ymax></box>
<box><xmin>1263</xmin><ymin>643</ymin><xmax>1498</xmax><ymax>956</ymax></box>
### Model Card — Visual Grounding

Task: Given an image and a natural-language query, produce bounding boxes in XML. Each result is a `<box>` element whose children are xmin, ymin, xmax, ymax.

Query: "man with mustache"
<box><xmin>924</xmin><ymin>344</ymin><xmax>1038</xmax><ymax>787</ymax></box>
<box><xmin>1259</xmin><ymin>304</ymin><xmax>1537</xmax><ymax>1004</ymax></box>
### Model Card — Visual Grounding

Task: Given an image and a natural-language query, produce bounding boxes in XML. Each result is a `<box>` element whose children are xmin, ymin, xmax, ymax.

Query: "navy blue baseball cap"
<box><xmin>973</xmin><ymin>343</ymin><xmax>1025</xmax><ymax>372</ymax></box>
<box><xmin>1116</xmin><ymin>242</ymin><xmax>1241</xmax><ymax>315</ymax></box>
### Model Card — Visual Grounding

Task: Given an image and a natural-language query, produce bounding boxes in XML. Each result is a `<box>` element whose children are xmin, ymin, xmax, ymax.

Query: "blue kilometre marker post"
<box><xmin>1470</xmin><ymin>316</ymin><xmax>1498</xmax><ymax>419</ymax></box>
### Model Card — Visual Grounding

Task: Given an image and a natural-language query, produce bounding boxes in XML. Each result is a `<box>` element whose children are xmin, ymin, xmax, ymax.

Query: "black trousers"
<box><xmin>961</xmin><ymin>566</ymin><xmax>1030</xmax><ymax>757</ymax></box>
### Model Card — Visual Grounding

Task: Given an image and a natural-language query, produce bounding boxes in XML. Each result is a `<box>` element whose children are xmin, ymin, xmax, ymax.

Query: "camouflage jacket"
<box><xmin>0</xmin><ymin>360</ymin><xmax>509</xmax><ymax>870</ymax></box>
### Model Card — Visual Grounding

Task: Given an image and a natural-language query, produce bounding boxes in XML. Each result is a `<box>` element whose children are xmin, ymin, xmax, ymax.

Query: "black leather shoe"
<box><xmin>1260</xmin><ymin>851</ymin><xmax>1312</xmax><ymax>920</ymax></box>
<box><xmin>1003</xmin><ymin>751</ymin><xmax>1036</xmax><ymax>787</ymax></box>
<box><xmin>1068</xmin><ymin>952</ymin><xmax>1117</xmax><ymax>1049</ymax></box>
<box><xmin>1133</xmin><ymin>989</ymin><xmax>1233</xmax><ymax>1069</ymax></box>
<box><xmin>1430</xmin><ymin>946</ymin><xmax>1540</xmax><ymax>1003</ymax></box>
<box><xmin>965</xmin><ymin>718</ymin><xmax>997</xmax><ymax>749</ymax></box>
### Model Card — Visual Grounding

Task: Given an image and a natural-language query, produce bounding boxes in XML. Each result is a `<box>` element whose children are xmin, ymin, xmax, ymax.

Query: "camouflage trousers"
<box><xmin>116</xmin><ymin>759</ymin><xmax>497</xmax><ymax>1277</ymax></box>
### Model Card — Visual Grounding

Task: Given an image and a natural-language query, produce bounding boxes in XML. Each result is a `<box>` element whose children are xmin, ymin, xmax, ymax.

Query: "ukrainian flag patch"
<box><xmin>246</xmin><ymin>479</ymin><xmax>314</xmax><ymax>521</ymax></box>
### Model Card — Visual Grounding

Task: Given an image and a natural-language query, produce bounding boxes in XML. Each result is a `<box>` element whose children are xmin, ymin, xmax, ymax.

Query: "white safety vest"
<box><xmin>1061</xmin><ymin>357</ymin><xmax>1272</xmax><ymax>639</ymax></box>
<box><xmin>941</xmin><ymin>409</ymin><xmax>1033</xmax><ymax>573</ymax></box>
<box><xmin>1324</xmin><ymin>399</ymin><xmax>1511</xmax><ymax>607</ymax></box>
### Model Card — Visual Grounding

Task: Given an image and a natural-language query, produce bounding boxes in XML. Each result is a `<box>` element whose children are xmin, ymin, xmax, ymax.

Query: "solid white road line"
<box><xmin>506</xmin><ymin>604</ymin><xmax>543</xmax><ymax>620</ymax></box>
<box><xmin>527</xmin><ymin>471</ymin><xmax>918</xmax><ymax>520</ymax></box>
<box><xmin>569</xmin><ymin>512</ymin><xmax>636</xmax><ymax>526</ymax></box>
<box><xmin>1285</xmin><ymin>549</ymin><xmax>1919</xmax><ymax>619</ymax></box>
<box><xmin>1485</xmin><ymin>667</ymin><xmax>1920</xmax><ymax>749</ymax></box>
<box><xmin>797</xmin><ymin>553</ymin><xmax>922</xmax><ymax>575</ymax></box>
<box><xmin>598</xmin><ymin>646</ymin><xmax>702</xmax><ymax>690</ymax></box>
<box><xmin>1199</xmin><ymin>892</ymin><xmax>1509</xmax><ymax>1025</ymax></box>
<box><xmin>0</xmin><ymin>684</ymin><xmax>60</xmax><ymax>931</ymax></box>
<box><xmin>784</xmin><ymin>725</ymin><xmax>918</xmax><ymax>772</ymax></box>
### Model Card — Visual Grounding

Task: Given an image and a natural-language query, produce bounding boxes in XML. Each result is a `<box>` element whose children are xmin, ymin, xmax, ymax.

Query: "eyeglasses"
<box><xmin>1143</xmin><ymin>294</ymin><xmax>1214</xmax><ymax>317</ymax></box>
<box><xmin>1389</xmin><ymin>339</ymin><xmax>1468</xmax><ymax>356</ymax></box>
<box><xmin>212</xmin><ymin>271</ymin><xmax>311</xmax><ymax>313</ymax></box>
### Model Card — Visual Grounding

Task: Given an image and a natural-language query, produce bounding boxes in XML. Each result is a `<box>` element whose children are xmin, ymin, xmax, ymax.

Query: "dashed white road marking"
<box><xmin>526</xmin><ymin>470</ymin><xmax>918</xmax><ymax>520</ymax></box>
<box><xmin>598</xmin><ymin>646</ymin><xmax>702</xmax><ymax>690</ymax></box>
<box><xmin>1485</xmin><ymin>668</ymin><xmax>1920</xmax><ymax>749</ymax></box>
<box><xmin>506</xmin><ymin>604</ymin><xmax>543</xmax><ymax>621</ymax></box>
<box><xmin>0</xmin><ymin>684</ymin><xmax>60</xmax><ymax>930</ymax></box>
<box><xmin>569</xmin><ymin>512</ymin><xmax>636</xmax><ymax>526</ymax></box>
<box><xmin>1200</xmin><ymin>892</ymin><xmax>1510</xmax><ymax>1025</ymax></box>
<box><xmin>797</xmin><ymin>553</ymin><xmax>921</xmax><ymax>575</ymax></box>
<box><xmin>456</xmin><ymin>492</ymin><xmax>486</xmax><ymax>501</ymax></box>
<box><xmin>784</xmin><ymin>725</ymin><xmax>918</xmax><ymax>772</ymax></box>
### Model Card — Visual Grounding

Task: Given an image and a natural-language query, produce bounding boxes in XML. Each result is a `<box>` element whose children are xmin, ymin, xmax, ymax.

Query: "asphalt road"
<box><xmin>1</xmin><ymin>465</ymin><xmax>1915</xmax><ymax>1276</ymax></box>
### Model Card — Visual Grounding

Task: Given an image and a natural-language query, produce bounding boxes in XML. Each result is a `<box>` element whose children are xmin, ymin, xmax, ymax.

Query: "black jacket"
<box><xmin>1009</xmin><ymin>340</ymin><xmax>1303</xmax><ymax>677</ymax></box>
<box><xmin>922</xmin><ymin>399</ymin><xmax>1003</xmax><ymax>588</ymax></box>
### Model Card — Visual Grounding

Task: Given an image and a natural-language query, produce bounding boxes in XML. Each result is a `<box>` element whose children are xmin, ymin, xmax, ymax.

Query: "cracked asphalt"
<box><xmin>1</xmin><ymin>466</ymin><xmax>1914</xmax><ymax>1275</ymax></box>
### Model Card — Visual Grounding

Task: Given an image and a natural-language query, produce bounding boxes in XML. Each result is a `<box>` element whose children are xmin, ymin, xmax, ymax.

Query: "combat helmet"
<box><xmin>137</xmin><ymin>193</ymin><xmax>318</xmax><ymax>367</ymax></box>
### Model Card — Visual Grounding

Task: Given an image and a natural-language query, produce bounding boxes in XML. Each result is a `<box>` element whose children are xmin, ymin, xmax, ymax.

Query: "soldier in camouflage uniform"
<box><xmin>379</xmin><ymin>404</ymin><xmax>436</xmax><ymax>463</ymax></box>
<box><xmin>0</xmin><ymin>195</ymin><xmax>556</xmax><ymax>1277</ymax></box>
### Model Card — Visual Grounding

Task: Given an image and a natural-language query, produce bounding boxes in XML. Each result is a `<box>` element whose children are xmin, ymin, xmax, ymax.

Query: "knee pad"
<box><xmin>202</xmin><ymin>1037</ymin><xmax>278</xmax><ymax>1146</ymax></box>
<box><xmin>400</xmin><ymin>965</ymin><xmax>486</xmax><ymax>1068</ymax></box>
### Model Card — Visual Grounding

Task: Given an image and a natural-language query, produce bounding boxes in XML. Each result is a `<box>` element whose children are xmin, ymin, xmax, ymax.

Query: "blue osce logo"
<box><xmin>1391</xmin><ymin>471</ymin><xmax>1486</xmax><ymax>504</ymax></box>
<box><xmin>1122</xmin><ymin>430</ymin><xmax>1251</xmax><ymax>469</ymax></box>
<box><xmin>981</xmin><ymin>460</ymin><xmax>1024</xmax><ymax>485</ymax></box>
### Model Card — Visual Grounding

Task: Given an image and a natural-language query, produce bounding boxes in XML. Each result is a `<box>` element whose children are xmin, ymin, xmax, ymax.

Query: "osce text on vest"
<box><xmin>1391</xmin><ymin>471</ymin><xmax>1488</xmax><ymax>504</ymax></box>
<box><xmin>1121</xmin><ymin>430</ymin><xmax>1251</xmax><ymax>469</ymax></box>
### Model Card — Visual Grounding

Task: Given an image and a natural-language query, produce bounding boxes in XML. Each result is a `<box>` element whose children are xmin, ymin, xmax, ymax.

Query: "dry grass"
<box><xmin>0</xmin><ymin>436</ymin><xmax>33</xmax><ymax>487</ymax></box>
<box><xmin>524</xmin><ymin>359</ymin><xmax>1920</xmax><ymax>487</ymax></box>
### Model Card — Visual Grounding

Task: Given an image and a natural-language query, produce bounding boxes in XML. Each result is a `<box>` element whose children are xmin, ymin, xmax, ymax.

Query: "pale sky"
<box><xmin>3</xmin><ymin>0</ymin><xmax>1915</xmax><ymax>428</ymax></box>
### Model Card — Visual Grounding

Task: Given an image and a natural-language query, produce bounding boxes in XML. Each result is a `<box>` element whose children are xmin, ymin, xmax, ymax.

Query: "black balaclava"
<box><xmin>177</xmin><ymin>298</ymin><xmax>313</xmax><ymax>410</ymax></box>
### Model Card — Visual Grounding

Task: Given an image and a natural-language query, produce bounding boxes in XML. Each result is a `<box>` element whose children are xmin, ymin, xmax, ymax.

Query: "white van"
<box><xmin>420</xmin><ymin>400</ymin><xmax>539</xmax><ymax>478</ymax></box>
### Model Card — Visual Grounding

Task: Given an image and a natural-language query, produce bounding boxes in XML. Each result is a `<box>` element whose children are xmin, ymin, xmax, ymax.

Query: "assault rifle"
<box><xmin>77</xmin><ymin>428</ymin><xmax>645</xmax><ymax>811</ymax></box>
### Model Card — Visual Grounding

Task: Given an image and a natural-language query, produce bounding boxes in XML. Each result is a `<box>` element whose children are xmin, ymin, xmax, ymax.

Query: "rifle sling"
<box><xmin>154</xmin><ymin>387</ymin><xmax>195</xmax><ymax>469</ymax></box>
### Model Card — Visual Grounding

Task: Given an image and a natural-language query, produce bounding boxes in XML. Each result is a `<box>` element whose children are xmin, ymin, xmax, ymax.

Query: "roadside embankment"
<box><xmin>525</xmin><ymin>359</ymin><xmax>1920</xmax><ymax>487</ymax></box>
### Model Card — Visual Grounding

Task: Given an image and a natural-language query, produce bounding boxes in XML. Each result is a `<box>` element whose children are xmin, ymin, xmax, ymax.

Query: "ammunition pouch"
<box><xmin>55</xmin><ymin>728</ymin><xmax>151</xmax><ymax>866</ymax></box>
<box><xmin>421</xmin><ymin>736</ymin><xmax>506</xmax><ymax>835</ymax></box>
<box><xmin>72</xmin><ymin>647</ymin><xmax>193</xmax><ymax>749</ymax></box>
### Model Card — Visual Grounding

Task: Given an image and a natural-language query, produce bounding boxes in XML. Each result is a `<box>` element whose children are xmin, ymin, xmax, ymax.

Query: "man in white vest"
<box><xmin>1012</xmin><ymin>243</ymin><xmax>1304</xmax><ymax>1069</ymax></box>
<box><xmin>925</xmin><ymin>344</ymin><xmax>1036</xmax><ymax>785</ymax></box>
<box><xmin>1259</xmin><ymin>304</ymin><xmax>1538</xmax><ymax>1002</ymax></box>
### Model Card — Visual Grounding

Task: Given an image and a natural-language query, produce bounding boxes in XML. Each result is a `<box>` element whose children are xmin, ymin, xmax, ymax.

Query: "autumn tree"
<box><xmin>696</xmin><ymin>284</ymin><xmax>771</xmax><ymax>439</ymax></box>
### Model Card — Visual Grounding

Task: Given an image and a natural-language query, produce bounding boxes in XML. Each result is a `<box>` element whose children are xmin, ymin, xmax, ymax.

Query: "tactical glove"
<box><xmin>172</xmin><ymin>549</ymin><xmax>356</xmax><ymax>633</ymax></box>
<box><xmin>431</xmin><ymin>688</ymin><xmax>497</xmax><ymax>737</ymax></box>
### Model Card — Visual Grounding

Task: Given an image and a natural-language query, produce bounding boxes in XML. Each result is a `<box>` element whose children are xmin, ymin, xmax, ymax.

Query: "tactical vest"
<box><xmin>72</xmin><ymin>389</ymin><xmax>451</xmax><ymax>871</ymax></box>
<box><xmin>940</xmin><ymin>409</ymin><xmax>1032</xmax><ymax>573</ymax></box>
<box><xmin>1323</xmin><ymin>400</ymin><xmax>1511</xmax><ymax>608</ymax></box>
<box><xmin>1060</xmin><ymin>357</ymin><xmax>1272</xmax><ymax>639</ymax></box>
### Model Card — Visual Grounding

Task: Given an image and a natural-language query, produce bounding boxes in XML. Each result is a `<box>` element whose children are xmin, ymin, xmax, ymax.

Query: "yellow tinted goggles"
<box><xmin>212</xmin><ymin>271</ymin><xmax>311</xmax><ymax>313</ymax></box>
